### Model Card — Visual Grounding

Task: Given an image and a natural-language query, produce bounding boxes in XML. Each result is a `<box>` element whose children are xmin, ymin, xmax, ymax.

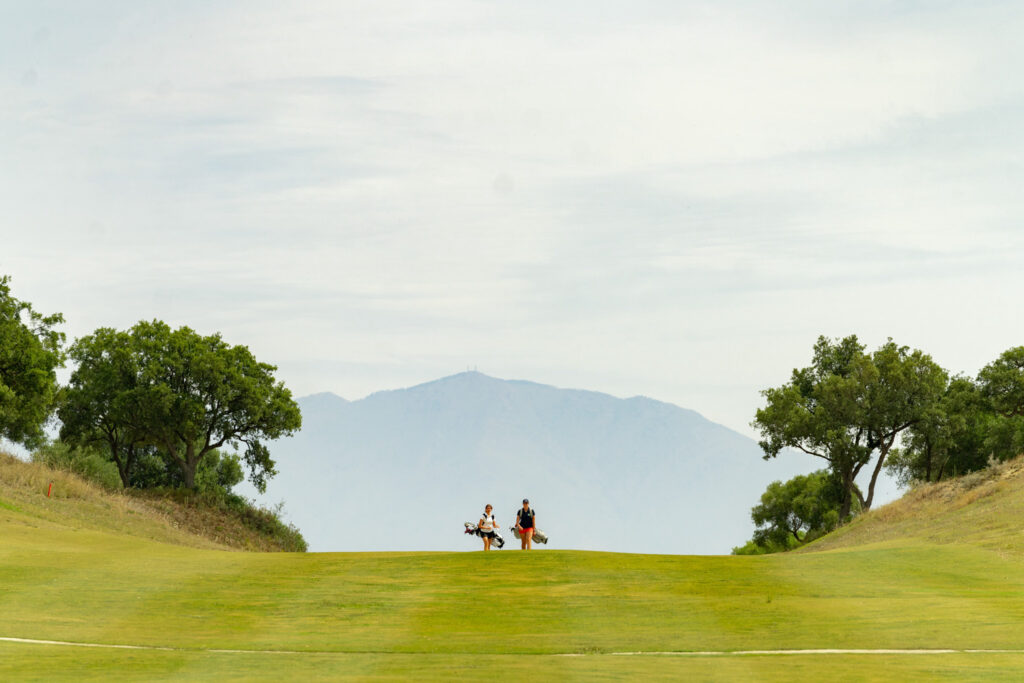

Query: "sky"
<box><xmin>3</xmin><ymin>0</ymin><xmax>1024</xmax><ymax>453</ymax></box>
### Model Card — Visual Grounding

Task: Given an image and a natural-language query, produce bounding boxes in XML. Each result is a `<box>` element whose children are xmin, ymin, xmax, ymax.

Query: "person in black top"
<box><xmin>516</xmin><ymin>498</ymin><xmax>537</xmax><ymax>550</ymax></box>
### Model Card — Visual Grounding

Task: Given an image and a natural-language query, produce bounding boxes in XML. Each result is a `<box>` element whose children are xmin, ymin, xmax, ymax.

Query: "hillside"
<box><xmin>4</xmin><ymin>458</ymin><xmax>1024</xmax><ymax>680</ymax></box>
<box><xmin>247</xmin><ymin>371</ymin><xmax>810</xmax><ymax>554</ymax></box>
<box><xmin>0</xmin><ymin>452</ymin><xmax>304</xmax><ymax>552</ymax></box>
<box><xmin>804</xmin><ymin>456</ymin><xmax>1024</xmax><ymax>557</ymax></box>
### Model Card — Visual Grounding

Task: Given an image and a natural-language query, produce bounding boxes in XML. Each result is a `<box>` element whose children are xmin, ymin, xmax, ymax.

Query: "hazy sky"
<box><xmin>3</xmin><ymin>1</ymin><xmax>1024</xmax><ymax>441</ymax></box>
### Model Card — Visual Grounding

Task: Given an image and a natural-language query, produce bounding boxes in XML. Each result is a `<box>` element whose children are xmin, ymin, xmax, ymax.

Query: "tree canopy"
<box><xmin>59</xmin><ymin>327</ymin><xmax>148</xmax><ymax>488</ymax></box>
<box><xmin>979</xmin><ymin>347</ymin><xmax>1024</xmax><ymax>418</ymax></box>
<box><xmin>60</xmin><ymin>320</ymin><xmax>302</xmax><ymax>491</ymax></box>
<box><xmin>754</xmin><ymin>335</ymin><xmax>946</xmax><ymax>519</ymax></box>
<box><xmin>746</xmin><ymin>470</ymin><xmax>847</xmax><ymax>551</ymax></box>
<box><xmin>0</xmin><ymin>275</ymin><xmax>65</xmax><ymax>448</ymax></box>
<box><xmin>884</xmin><ymin>376</ymin><xmax>993</xmax><ymax>486</ymax></box>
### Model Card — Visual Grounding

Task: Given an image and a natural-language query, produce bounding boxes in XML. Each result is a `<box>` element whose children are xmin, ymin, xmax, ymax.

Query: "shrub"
<box><xmin>138</xmin><ymin>487</ymin><xmax>307</xmax><ymax>552</ymax></box>
<box><xmin>31</xmin><ymin>440</ymin><xmax>122</xmax><ymax>491</ymax></box>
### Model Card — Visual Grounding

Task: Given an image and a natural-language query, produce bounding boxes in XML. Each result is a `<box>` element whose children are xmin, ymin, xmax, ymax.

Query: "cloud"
<box><xmin>1</xmin><ymin>0</ymin><xmax>1023</xmax><ymax>445</ymax></box>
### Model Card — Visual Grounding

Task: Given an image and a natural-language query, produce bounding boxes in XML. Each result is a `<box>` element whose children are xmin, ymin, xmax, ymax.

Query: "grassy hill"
<box><xmin>3</xmin><ymin>452</ymin><xmax>1024</xmax><ymax>680</ymax></box>
<box><xmin>802</xmin><ymin>456</ymin><xmax>1024</xmax><ymax>558</ymax></box>
<box><xmin>0</xmin><ymin>452</ymin><xmax>304</xmax><ymax>552</ymax></box>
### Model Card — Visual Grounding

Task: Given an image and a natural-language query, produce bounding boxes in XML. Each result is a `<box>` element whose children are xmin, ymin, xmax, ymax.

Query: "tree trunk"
<box><xmin>865</xmin><ymin>436</ymin><xmax>896</xmax><ymax>511</ymax></box>
<box><xmin>181</xmin><ymin>463</ymin><xmax>196</xmax><ymax>489</ymax></box>
<box><xmin>924</xmin><ymin>441</ymin><xmax>933</xmax><ymax>482</ymax></box>
<box><xmin>107</xmin><ymin>435</ymin><xmax>130</xmax><ymax>488</ymax></box>
<box><xmin>839</xmin><ymin>469</ymin><xmax>855</xmax><ymax>520</ymax></box>
<box><xmin>181</xmin><ymin>442</ymin><xmax>199</xmax><ymax>490</ymax></box>
<box><xmin>164</xmin><ymin>440</ymin><xmax>194</xmax><ymax>490</ymax></box>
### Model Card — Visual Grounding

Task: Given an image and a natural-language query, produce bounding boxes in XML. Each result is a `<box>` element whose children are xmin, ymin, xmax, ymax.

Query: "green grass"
<box><xmin>6</xmin><ymin>645</ymin><xmax>1024</xmax><ymax>682</ymax></box>
<box><xmin>0</xmin><ymin>452</ymin><xmax>303</xmax><ymax>551</ymax></box>
<box><xmin>803</xmin><ymin>457</ymin><xmax>1024</xmax><ymax>558</ymax></box>
<box><xmin>4</xmin><ymin>455</ymin><xmax>1024</xmax><ymax>680</ymax></box>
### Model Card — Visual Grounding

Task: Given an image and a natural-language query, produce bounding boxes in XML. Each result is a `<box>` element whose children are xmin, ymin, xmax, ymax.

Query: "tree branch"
<box><xmin>794</xmin><ymin>445</ymin><xmax>830</xmax><ymax>461</ymax></box>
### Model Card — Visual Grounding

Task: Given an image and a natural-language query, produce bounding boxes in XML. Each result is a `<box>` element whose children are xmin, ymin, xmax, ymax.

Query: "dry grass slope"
<box><xmin>804</xmin><ymin>455</ymin><xmax>1024</xmax><ymax>557</ymax></box>
<box><xmin>0</xmin><ymin>451</ymin><xmax>299</xmax><ymax>551</ymax></box>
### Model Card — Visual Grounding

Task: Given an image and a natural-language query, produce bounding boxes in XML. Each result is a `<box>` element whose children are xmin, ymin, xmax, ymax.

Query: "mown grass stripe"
<box><xmin>6</xmin><ymin>637</ymin><xmax>1024</xmax><ymax>658</ymax></box>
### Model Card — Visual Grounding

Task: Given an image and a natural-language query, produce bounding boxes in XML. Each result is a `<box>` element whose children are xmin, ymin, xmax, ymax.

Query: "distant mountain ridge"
<box><xmin>247</xmin><ymin>371</ymin><xmax>808</xmax><ymax>554</ymax></box>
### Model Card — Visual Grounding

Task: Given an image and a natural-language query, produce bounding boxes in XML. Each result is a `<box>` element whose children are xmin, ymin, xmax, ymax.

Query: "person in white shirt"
<box><xmin>478</xmin><ymin>504</ymin><xmax>499</xmax><ymax>551</ymax></box>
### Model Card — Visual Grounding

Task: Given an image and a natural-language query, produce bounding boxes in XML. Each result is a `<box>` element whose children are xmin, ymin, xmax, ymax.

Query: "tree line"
<box><xmin>0</xmin><ymin>275</ymin><xmax>301</xmax><ymax>496</ymax></box>
<box><xmin>736</xmin><ymin>335</ymin><xmax>1024</xmax><ymax>554</ymax></box>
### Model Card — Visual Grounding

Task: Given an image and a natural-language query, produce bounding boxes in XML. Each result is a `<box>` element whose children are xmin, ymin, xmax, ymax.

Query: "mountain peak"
<box><xmin>261</xmin><ymin>371</ymin><xmax>809</xmax><ymax>554</ymax></box>
<box><xmin>437</xmin><ymin>370</ymin><xmax>493</xmax><ymax>382</ymax></box>
<box><xmin>301</xmin><ymin>373</ymin><xmax>707</xmax><ymax>424</ymax></box>
<box><xmin>299</xmin><ymin>391</ymin><xmax>349</xmax><ymax>405</ymax></box>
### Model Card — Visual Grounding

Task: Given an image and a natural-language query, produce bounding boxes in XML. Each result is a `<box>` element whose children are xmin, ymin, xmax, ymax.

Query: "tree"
<box><xmin>979</xmin><ymin>347</ymin><xmax>1024</xmax><ymax>417</ymax></box>
<box><xmin>136</xmin><ymin>320</ymin><xmax>302</xmax><ymax>491</ymax></box>
<box><xmin>981</xmin><ymin>414</ymin><xmax>1024</xmax><ymax>466</ymax></box>
<box><xmin>754</xmin><ymin>335</ymin><xmax>947</xmax><ymax>520</ymax></box>
<box><xmin>859</xmin><ymin>340</ymin><xmax>949</xmax><ymax>504</ymax></box>
<box><xmin>884</xmin><ymin>376</ymin><xmax>991</xmax><ymax>486</ymax></box>
<box><xmin>754</xmin><ymin>336</ymin><xmax>867</xmax><ymax>520</ymax></box>
<box><xmin>0</xmin><ymin>275</ymin><xmax>65</xmax><ymax>448</ymax></box>
<box><xmin>747</xmin><ymin>470</ymin><xmax>847</xmax><ymax>551</ymax></box>
<box><xmin>976</xmin><ymin>346</ymin><xmax>1024</xmax><ymax>468</ymax></box>
<box><xmin>60</xmin><ymin>320</ymin><xmax>302</xmax><ymax>491</ymax></box>
<box><xmin>59</xmin><ymin>328</ymin><xmax>150</xmax><ymax>488</ymax></box>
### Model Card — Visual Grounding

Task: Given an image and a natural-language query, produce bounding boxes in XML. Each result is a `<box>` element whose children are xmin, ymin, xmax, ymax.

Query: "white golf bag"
<box><xmin>512</xmin><ymin>526</ymin><xmax>549</xmax><ymax>544</ymax></box>
<box><xmin>463</xmin><ymin>522</ymin><xmax>505</xmax><ymax>549</ymax></box>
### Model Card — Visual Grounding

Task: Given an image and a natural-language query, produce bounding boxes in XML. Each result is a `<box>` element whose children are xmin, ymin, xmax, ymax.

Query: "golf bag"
<box><xmin>464</xmin><ymin>522</ymin><xmax>505</xmax><ymax>549</ymax></box>
<box><xmin>512</xmin><ymin>526</ymin><xmax>549</xmax><ymax>544</ymax></box>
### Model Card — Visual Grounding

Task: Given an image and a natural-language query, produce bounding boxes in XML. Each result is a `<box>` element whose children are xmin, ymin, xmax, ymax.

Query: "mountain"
<box><xmin>246</xmin><ymin>372</ymin><xmax>810</xmax><ymax>554</ymax></box>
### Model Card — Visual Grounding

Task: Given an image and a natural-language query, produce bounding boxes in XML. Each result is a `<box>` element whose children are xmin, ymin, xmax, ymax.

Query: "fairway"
<box><xmin>5</xmin><ymin>457</ymin><xmax>1024</xmax><ymax>680</ymax></box>
<box><xmin>5</xmin><ymin>482</ymin><xmax>1024</xmax><ymax>682</ymax></box>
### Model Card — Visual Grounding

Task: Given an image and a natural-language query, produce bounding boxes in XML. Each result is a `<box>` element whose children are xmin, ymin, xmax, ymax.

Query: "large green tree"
<box><xmin>59</xmin><ymin>328</ymin><xmax>151</xmax><ymax>488</ymax></box>
<box><xmin>0</xmin><ymin>275</ymin><xmax>65</xmax><ymax>448</ymax></box>
<box><xmin>754</xmin><ymin>335</ymin><xmax>947</xmax><ymax>520</ymax></box>
<box><xmin>61</xmin><ymin>320</ymin><xmax>301</xmax><ymax>491</ymax></box>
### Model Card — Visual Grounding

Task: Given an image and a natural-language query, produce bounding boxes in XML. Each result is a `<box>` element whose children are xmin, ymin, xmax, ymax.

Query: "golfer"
<box><xmin>516</xmin><ymin>498</ymin><xmax>537</xmax><ymax>550</ymax></box>
<box><xmin>478</xmin><ymin>504</ymin><xmax>499</xmax><ymax>551</ymax></box>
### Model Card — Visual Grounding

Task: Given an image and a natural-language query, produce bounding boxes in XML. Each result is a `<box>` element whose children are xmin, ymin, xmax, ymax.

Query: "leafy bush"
<box><xmin>31</xmin><ymin>440</ymin><xmax>122</xmax><ymax>491</ymax></box>
<box><xmin>230</xmin><ymin>497</ymin><xmax>306</xmax><ymax>552</ymax></box>
<box><xmin>733</xmin><ymin>470</ymin><xmax>851</xmax><ymax>555</ymax></box>
<box><xmin>141</xmin><ymin>487</ymin><xmax>306</xmax><ymax>552</ymax></box>
<box><xmin>195</xmin><ymin>451</ymin><xmax>245</xmax><ymax>497</ymax></box>
<box><xmin>127</xmin><ymin>449</ymin><xmax>176</xmax><ymax>489</ymax></box>
<box><xmin>732</xmin><ymin>536</ymin><xmax>799</xmax><ymax>555</ymax></box>
<box><xmin>123</xmin><ymin>447</ymin><xmax>245</xmax><ymax>498</ymax></box>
